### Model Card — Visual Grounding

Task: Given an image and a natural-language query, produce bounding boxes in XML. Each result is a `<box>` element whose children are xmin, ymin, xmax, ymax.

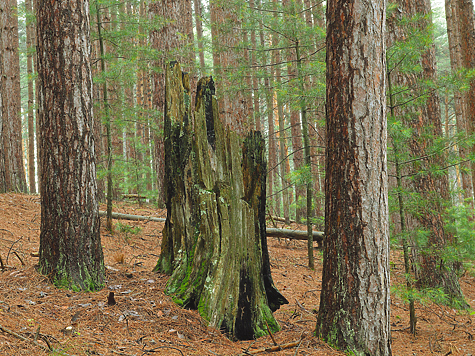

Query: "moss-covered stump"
<box><xmin>154</xmin><ymin>62</ymin><xmax>288</xmax><ymax>340</ymax></box>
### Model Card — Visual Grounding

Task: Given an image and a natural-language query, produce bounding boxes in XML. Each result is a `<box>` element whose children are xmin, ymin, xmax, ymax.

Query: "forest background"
<box><xmin>2</xmin><ymin>0</ymin><xmax>475</xmax><ymax>318</ymax></box>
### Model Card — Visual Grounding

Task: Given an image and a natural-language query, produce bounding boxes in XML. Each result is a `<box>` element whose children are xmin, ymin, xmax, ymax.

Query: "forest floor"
<box><xmin>0</xmin><ymin>193</ymin><xmax>474</xmax><ymax>356</ymax></box>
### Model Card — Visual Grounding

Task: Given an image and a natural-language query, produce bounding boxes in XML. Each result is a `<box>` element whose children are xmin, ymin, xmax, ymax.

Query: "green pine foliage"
<box><xmin>91</xmin><ymin>0</ymin><xmax>160</xmax><ymax>203</ymax></box>
<box><xmin>387</xmin><ymin>4</ymin><xmax>474</xmax><ymax>317</ymax></box>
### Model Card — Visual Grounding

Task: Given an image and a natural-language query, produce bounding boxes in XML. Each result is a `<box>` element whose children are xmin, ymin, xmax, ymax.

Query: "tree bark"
<box><xmin>155</xmin><ymin>62</ymin><xmax>287</xmax><ymax>340</ymax></box>
<box><xmin>37</xmin><ymin>0</ymin><xmax>104</xmax><ymax>291</ymax></box>
<box><xmin>316</xmin><ymin>0</ymin><xmax>391</xmax><ymax>353</ymax></box>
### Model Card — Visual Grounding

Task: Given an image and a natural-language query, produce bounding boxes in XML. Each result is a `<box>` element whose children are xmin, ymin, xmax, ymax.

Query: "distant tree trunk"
<box><xmin>457</xmin><ymin>0</ymin><xmax>475</xmax><ymax>200</ymax></box>
<box><xmin>272</xmin><ymin>0</ymin><xmax>290</xmax><ymax>223</ymax></box>
<box><xmin>26</xmin><ymin>0</ymin><xmax>36</xmax><ymax>194</ymax></box>
<box><xmin>155</xmin><ymin>62</ymin><xmax>288</xmax><ymax>340</ymax></box>
<box><xmin>37</xmin><ymin>0</ymin><xmax>104</xmax><ymax>291</ymax></box>
<box><xmin>150</xmin><ymin>0</ymin><xmax>187</xmax><ymax>207</ymax></box>
<box><xmin>0</xmin><ymin>1</ymin><xmax>4</xmax><ymax>190</ymax></box>
<box><xmin>286</xmin><ymin>52</ymin><xmax>305</xmax><ymax>223</ymax></box>
<box><xmin>316</xmin><ymin>0</ymin><xmax>391</xmax><ymax>353</ymax></box>
<box><xmin>415</xmin><ymin>0</ymin><xmax>464</xmax><ymax>303</ymax></box>
<box><xmin>0</xmin><ymin>0</ymin><xmax>27</xmax><ymax>193</ymax></box>
<box><xmin>260</xmin><ymin>21</ymin><xmax>278</xmax><ymax>217</ymax></box>
<box><xmin>32</xmin><ymin>0</ymin><xmax>41</xmax><ymax>194</ymax></box>
<box><xmin>210</xmin><ymin>0</ymin><xmax>249</xmax><ymax>134</ymax></box>
<box><xmin>0</xmin><ymin>2</ymin><xmax>3</xmax><ymax>191</ymax></box>
<box><xmin>193</xmin><ymin>0</ymin><xmax>205</xmax><ymax>73</ymax></box>
<box><xmin>249</xmin><ymin>0</ymin><xmax>261</xmax><ymax>131</ymax></box>
<box><xmin>387</xmin><ymin>0</ymin><xmax>467</xmax><ymax>307</ymax></box>
<box><xmin>95</xmin><ymin>0</ymin><xmax>113</xmax><ymax>231</ymax></box>
<box><xmin>445</xmin><ymin>0</ymin><xmax>472</xmax><ymax>200</ymax></box>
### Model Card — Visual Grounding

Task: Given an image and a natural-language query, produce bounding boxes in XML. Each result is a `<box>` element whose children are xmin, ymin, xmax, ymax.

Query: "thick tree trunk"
<box><xmin>155</xmin><ymin>62</ymin><xmax>287</xmax><ymax>340</ymax></box>
<box><xmin>316</xmin><ymin>0</ymin><xmax>391</xmax><ymax>353</ymax></box>
<box><xmin>37</xmin><ymin>0</ymin><xmax>104</xmax><ymax>291</ymax></box>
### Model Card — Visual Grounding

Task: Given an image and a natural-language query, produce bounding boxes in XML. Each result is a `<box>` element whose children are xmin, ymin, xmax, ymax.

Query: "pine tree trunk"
<box><xmin>445</xmin><ymin>0</ymin><xmax>472</xmax><ymax>200</ymax></box>
<box><xmin>155</xmin><ymin>62</ymin><xmax>288</xmax><ymax>340</ymax></box>
<box><xmin>0</xmin><ymin>1</ymin><xmax>4</xmax><ymax>191</ymax></box>
<box><xmin>316</xmin><ymin>0</ymin><xmax>391</xmax><ymax>352</ymax></box>
<box><xmin>150</xmin><ymin>0</ymin><xmax>188</xmax><ymax>207</ymax></box>
<box><xmin>272</xmin><ymin>0</ymin><xmax>290</xmax><ymax>223</ymax></box>
<box><xmin>37</xmin><ymin>0</ymin><xmax>104</xmax><ymax>290</ymax></box>
<box><xmin>26</xmin><ymin>0</ymin><xmax>36</xmax><ymax>194</ymax></box>
<box><xmin>0</xmin><ymin>0</ymin><xmax>27</xmax><ymax>193</ymax></box>
<box><xmin>457</xmin><ymin>0</ymin><xmax>475</xmax><ymax>201</ymax></box>
<box><xmin>193</xmin><ymin>0</ymin><xmax>205</xmax><ymax>73</ymax></box>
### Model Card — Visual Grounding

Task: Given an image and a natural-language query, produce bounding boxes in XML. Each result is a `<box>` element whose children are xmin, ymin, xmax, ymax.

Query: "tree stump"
<box><xmin>154</xmin><ymin>62</ymin><xmax>288</xmax><ymax>340</ymax></box>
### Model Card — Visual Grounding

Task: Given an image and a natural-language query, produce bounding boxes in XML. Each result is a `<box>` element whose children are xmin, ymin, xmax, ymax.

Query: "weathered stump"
<box><xmin>154</xmin><ymin>62</ymin><xmax>288</xmax><ymax>340</ymax></box>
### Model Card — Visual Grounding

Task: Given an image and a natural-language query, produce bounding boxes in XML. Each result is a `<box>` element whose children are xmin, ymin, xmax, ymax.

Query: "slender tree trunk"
<box><xmin>37</xmin><ymin>0</ymin><xmax>104</xmax><ymax>290</ymax></box>
<box><xmin>296</xmin><ymin>41</ymin><xmax>314</xmax><ymax>269</ymax></box>
<box><xmin>0</xmin><ymin>0</ymin><xmax>27</xmax><ymax>193</ymax></box>
<box><xmin>95</xmin><ymin>0</ymin><xmax>113</xmax><ymax>231</ymax></box>
<box><xmin>260</xmin><ymin>23</ymin><xmax>278</xmax><ymax>218</ymax></box>
<box><xmin>273</xmin><ymin>0</ymin><xmax>290</xmax><ymax>223</ymax></box>
<box><xmin>193</xmin><ymin>0</ymin><xmax>205</xmax><ymax>73</ymax></box>
<box><xmin>388</xmin><ymin>73</ymin><xmax>416</xmax><ymax>335</ymax></box>
<box><xmin>249</xmin><ymin>0</ymin><xmax>261</xmax><ymax>131</ymax></box>
<box><xmin>316</xmin><ymin>0</ymin><xmax>391</xmax><ymax>352</ymax></box>
<box><xmin>0</xmin><ymin>3</ymin><xmax>3</xmax><ymax>192</ymax></box>
<box><xmin>457</xmin><ymin>0</ymin><xmax>475</xmax><ymax>201</ymax></box>
<box><xmin>26</xmin><ymin>0</ymin><xmax>36</xmax><ymax>193</ymax></box>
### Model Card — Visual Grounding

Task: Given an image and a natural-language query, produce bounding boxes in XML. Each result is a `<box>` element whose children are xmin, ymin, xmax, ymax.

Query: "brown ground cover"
<box><xmin>0</xmin><ymin>193</ymin><xmax>473</xmax><ymax>355</ymax></box>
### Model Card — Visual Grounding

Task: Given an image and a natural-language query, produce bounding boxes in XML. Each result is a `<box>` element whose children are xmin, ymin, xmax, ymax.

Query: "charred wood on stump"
<box><xmin>154</xmin><ymin>62</ymin><xmax>288</xmax><ymax>340</ymax></box>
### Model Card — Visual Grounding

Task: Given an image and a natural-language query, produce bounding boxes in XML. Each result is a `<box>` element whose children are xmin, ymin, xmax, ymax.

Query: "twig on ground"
<box><xmin>295</xmin><ymin>298</ymin><xmax>314</xmax><ymax>316</ymax></box>
<box><xmin>6</xmin><ymin>237</ymin><xmax>23</xmax><ymax>265</ymax></box>
<box><xmin>0</xmin><ymin>253</ymin><xmax>4</xmax><ymax>270</ymax></box>
<box><xmin>13</xmin><ymin>251</ymin><xmax>25</xmax><ymax>266</ymax></box>
<box><xmin>265</xmin><ymin>321</ymin><xmax>278</xmax><ymax>346</ymax></box>
<box><xmin>0</xmin><ymin>323</ymin><xmax>51</xmax><ymax>352</ymax></box>
<box><xmin>34</xmin><ymin>325</ymin><xmax>40</xmax><ymax>341</ymax></box>
<box><xmin>237</xmin><ymin>339</ymin><xmax>303</xmax><ymax>355</ymax></box>
<box><xmin>293</xmin><ymin>336</ymin><xmax>304</xmax><ymax>356</ymax></box>
<box><xmin>140</xmin><ymin>345</ymin><xmax>185</xmax><ymax>355</ymax></box>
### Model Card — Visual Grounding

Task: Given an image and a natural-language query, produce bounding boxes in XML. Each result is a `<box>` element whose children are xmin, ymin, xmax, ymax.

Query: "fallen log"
<box><xmin>98</xmin><ymin>211</ymin><xmax>166</xmax><ymax>223</ymax></box>
<box><xmin>266</xmin><ymin>228</ymin><xmax>323</xmax><ymax>243</ymax></box>
<box><xmin>98</xmin><ymin>211</ymin><xmax>324</xmax><ymax>243</ymax></box>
